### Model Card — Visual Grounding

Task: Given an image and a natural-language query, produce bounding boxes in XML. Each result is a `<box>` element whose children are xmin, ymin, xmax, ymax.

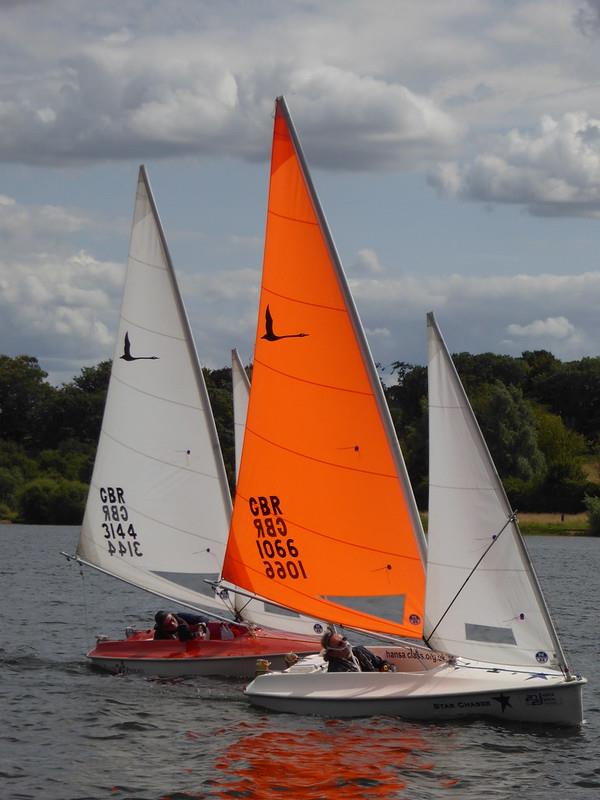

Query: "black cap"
<box><xmin>154</xmin><ymin>610</ymin><xmax>168</xmax><ymax>627</ymax></box>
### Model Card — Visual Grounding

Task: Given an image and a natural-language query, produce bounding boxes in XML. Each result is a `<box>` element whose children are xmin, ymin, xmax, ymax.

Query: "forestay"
<box><xmin>76</xmin><ymin>167</ymin><xmax>234</xmax><ymax>616</ymax></box>
<box><xmin>425</xmin><ymin>312</ymin><xmax>568</xmax><ymax>670</ymax></box>
<box><xmin>222</xmin><ymin>97</ymin><xmax>427</xmax><ymax>638</ymax></box>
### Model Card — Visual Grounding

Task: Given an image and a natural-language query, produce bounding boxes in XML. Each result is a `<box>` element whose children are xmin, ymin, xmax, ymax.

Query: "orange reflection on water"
<box><xmin>209</xmin><ymin>718</ymin><xmax>445</xmax><ymax>799</ymax></box>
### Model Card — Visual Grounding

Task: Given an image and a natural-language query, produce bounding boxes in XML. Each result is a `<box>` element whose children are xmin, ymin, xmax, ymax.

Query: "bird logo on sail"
<box><xmin>120</xmin><ymin>332</ymin><xmax>159</xmax><ymax>361</ymax></box>
<box><xmin>261</xmin><ymin>305</ymin><xmax>308</xmax><ymax>342</ymax></box>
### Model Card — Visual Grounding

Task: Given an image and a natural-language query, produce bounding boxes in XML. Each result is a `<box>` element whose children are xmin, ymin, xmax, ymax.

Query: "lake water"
<box><xmin>1</xmin><ymin>525</ymin><xmax>599</xmax><ymax>800</ymax></box>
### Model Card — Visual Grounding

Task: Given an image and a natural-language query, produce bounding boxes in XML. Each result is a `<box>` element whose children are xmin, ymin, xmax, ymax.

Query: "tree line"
<box><xmin>2</xmin><ymin>349</ymin><xmax>599</xmax><ymax>525</ymax></box>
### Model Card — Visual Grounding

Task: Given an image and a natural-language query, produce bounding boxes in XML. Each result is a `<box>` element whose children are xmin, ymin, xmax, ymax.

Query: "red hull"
<box><xmin>87</xmin><ymin>625</ymin><xmax>320</xmax><ymax>678</ymax></box>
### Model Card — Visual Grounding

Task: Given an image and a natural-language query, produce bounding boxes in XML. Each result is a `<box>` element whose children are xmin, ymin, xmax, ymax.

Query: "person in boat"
<box><xmin>153</xmin><ymin>610</ymin><xmax>209</xmax><ymax>641</ymax></box>
<box><xmin>321</xmin><ymin>630</ymin><xmax>394</xmax><ymax>673</ymax></box>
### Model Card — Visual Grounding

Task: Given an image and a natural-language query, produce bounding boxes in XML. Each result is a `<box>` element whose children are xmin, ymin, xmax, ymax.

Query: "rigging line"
<box><xmin>424</xmin><ymin>511</ymin><xmax>518</xmax><ymax>647</ymax></box>
<box><xmin>78</xmin><ymin>560</ymin><xmax>91</xmax><ymax>643</ymax></box>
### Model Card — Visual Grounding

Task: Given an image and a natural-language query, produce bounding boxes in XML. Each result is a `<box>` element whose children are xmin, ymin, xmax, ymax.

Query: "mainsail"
<box><xmin>222</xmin><ymin>97</ymin><xmax>426</xmax><ymax>638</ymax></box>
<box><xmin>425</xmin><ymin>312</ymin><xmax>569</xmax><ymax>670</ymax></box>
<box><xmin>76</xmin><ymin>166</ymin><xmax>234</xmax><ymax>616</ymax></box>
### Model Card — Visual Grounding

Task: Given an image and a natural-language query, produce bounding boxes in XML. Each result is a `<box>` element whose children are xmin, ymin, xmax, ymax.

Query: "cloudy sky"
<box><xmin>3</xmin><ymin>0</ymin><xmax>600</xmax><ymax>385</ymax></box>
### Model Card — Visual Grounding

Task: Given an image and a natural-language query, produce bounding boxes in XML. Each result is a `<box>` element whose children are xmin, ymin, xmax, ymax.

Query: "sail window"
<box><xmin>263</xmin><ymin>602</ymin><xmax>301</xmax><ymax>618</ymax></box>
<box><xmin>325</xmin><ymin>595</ymin><xmax>405</xmax><ymax>624</ymax></box>
<box><xmin>154</xmin><ymin>571</ymin><xmax>219</xmax><ymax>597</ymax></box>
<box><xmin>465</xmin><ymin>623</ymin><xmax>516</xmax><ymax>645</ymax></box>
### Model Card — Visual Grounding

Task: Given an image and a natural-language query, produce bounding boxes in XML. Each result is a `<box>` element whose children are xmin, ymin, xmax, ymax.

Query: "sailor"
<box><xmin>321</xmin><ymin>630</ymin><xmax>394</xmax><ymax>672</ymax></box>
<box><xmin>153</xmin><ymin>610</ymin><xmax>209</xmax><ymax>641</ymax></box>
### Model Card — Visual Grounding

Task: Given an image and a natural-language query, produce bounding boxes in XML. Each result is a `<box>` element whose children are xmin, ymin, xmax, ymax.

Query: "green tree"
<box><xmin>531</xmin><ymin>357</ymin><xmax>600</xmax><ymax>440</ymax></box>
<box><xmin>474</xmin><ymin>381</ymin><xmax>545</xmax><ymax>482</ymax></box>
<box><xmin>0</xmin><ymin>355</ymin><xmax>56</xmax><ymax>447</ymax></box>
<box><xmin>452</xmin><ymin>352</ymin><xmax>528</xmax><ymax>395</ymax></box>
<box><xmin>18</xmin><ymin>476</ymin><xmax>88</xmax><ymax>525</ymax></box>
<box><xmin>584</xmin><ymin>494</ymin><xmax>600</xmax><ymax>536</ymax></box>
<box><xmin>43</xmin><ymin>361</ymin><xmax>111</xmax><ymax>449</ymax></box>
<box><xmin>203</xmin><ymin>366</ymin><xmax>235</xmax><ymax>492</ymax></box>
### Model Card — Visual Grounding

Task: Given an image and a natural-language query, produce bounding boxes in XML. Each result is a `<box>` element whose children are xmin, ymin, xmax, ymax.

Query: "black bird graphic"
<box><xmin>120</xmin><ymin>331</ymin><xmax>159</xmax><ymax>361</ymax></box>
<box><xmin>261</xmin><ymin>305</ymin><xmax>308</xmax><ymax>341</ymax></box>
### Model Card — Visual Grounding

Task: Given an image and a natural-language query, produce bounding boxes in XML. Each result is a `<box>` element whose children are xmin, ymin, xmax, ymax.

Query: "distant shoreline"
<box><xmin>420</xmin><ymin>512</ymin><xmax>591</xmax><ymax>537</ymax></box>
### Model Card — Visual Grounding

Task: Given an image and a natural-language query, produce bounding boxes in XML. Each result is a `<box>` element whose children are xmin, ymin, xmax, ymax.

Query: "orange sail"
<box><xmin>222</xmin><ymin>97</ymin><xmax>426</xmax><ymax>638</ymax></box>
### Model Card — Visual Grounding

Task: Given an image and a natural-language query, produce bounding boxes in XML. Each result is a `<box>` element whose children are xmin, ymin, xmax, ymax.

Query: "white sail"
<box><xmin>231</xmin><ymin>348</ymin><xmax>250</xmax><ymax>479</ymax></box>
<box><xmin>76</xmin><ymin>166</ymin><xmax>234</xmax><ymax>616</ymax></box>
<box><xmin>425</xmin><ymin>312</ymin><xmax>568</xmax><ymax>670</ymax></box>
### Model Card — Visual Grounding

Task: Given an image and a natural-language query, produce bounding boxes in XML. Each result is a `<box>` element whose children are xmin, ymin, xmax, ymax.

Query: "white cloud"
<box><xmin>349</xmin><ymin>269</ymin><xmax>600</xmax><ymax>367</ymax></box>
<box><xmin>432</xmin><ymin>112</ymin><xmax>600</xmax><ymax>217</ymax></box>
<box><xmin>350</xmin><ymin>248</ymin><xmax>384</xmax><ymax>275</ymax></box>
<box><xmin>0</xmin><ymin>249</ymin><xmax>123</xmax><ymax>383</ymax></box>
<box><xmin>0</xmin><ymin>193</ymin><xmax>94</xmax><ymax>251</ymax></box>
<box><xmin>507</xmin><ymin>316</ymin><xmax>576</xmax><ymax>340</ymax></box>
<box><xmin>0</xmin><ymin>1</ymin><xmax>466</xmax><ymax>168</ymax></box>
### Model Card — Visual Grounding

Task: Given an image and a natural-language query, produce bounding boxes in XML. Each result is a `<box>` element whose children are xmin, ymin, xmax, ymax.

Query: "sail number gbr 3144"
<box><xmin>99</xmin><ymin>486</ymin><xmax>143</xmax><ymax>558</ymax></box>
<box><xmin>250</xmin><ymin>495</ymin><xmax>307</xmax><ymax>580</ymax></box>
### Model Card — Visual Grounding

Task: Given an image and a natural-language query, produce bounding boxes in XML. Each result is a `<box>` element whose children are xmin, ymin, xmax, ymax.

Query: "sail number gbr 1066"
<box><xmin>99</xmin><ymin>486</ymin><xmax>143</xmax><ymax>558</ymax></box>
<box><xmin>250</xmin><ymin>495</ymin><xmax>307</xmax><ymax>580</ymax></box>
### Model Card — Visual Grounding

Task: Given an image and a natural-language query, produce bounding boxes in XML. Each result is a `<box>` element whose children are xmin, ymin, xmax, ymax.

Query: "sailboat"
<box><xmin>64</xmin><ymin>166</ymin><xmax>320</xmax><ymax>678</ymax></box>
<box><xmin>226</xmin><ymin>97</ymin><xmax>586</xmax><ymax>724</ymax></box>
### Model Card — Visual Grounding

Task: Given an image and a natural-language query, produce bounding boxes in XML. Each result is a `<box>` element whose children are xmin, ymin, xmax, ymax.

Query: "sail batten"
<box><xmin>222</xmin><ymin>96</ymin><xmax>426</xmax><ymax>639</ymax></box>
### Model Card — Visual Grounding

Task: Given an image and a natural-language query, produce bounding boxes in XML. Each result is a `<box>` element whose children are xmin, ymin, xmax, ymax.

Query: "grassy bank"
<box><xmin>516</xmin><ymin>512</ymin><xmax>589</xmax><ymax>536</ymax></box>
<box><xmin>419</xmin><ymin>512</ymin><xmax>591</xmax><ymax>536</ymax></box>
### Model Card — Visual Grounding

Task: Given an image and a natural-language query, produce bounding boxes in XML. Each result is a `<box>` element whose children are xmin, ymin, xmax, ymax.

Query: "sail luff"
<box><xmin>277</xmin><ymin>98</ymin><xmax>427</xmax><ymax>566</ymax></box>
<box><xmin>426</xmin><ymin>311</ymin><xmax>569</xmax><ymax>670</ymax></box>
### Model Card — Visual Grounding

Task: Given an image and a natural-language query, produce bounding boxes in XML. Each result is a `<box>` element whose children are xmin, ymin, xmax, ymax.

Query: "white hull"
<box><xmin>245</xmin><ymin>650</ymin><xmax>586</xmax><ymax>726</ymax></box>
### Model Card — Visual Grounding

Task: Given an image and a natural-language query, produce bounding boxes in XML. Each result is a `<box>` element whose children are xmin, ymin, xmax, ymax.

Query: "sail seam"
<box><xmin>100</xmin><ymin>427</ymin><xmax>222</xmax><ymax>482</ymax></box>
<box><xmin>128</xmin><ymin>254</ymin><xmax>168</xmax><ymax>272</ymax></box>
<box><xmin>120</xmin><ymin>315</ymin><xmax>186</xmax><ymax>343</ymax></box>
<box><xmin>110</xmin><ymin>371</ymin><xmax>202</xmax><ymax>410</ymax></box>
<box><xmin>254</xmin><ymin>357</ymin><xmax>372</xmax><ymax>397</ymax></box>
<box><xmin>245</xmin><ymin>425</ymin><xmax>398</xmax><ymax>479</ymax></box>
<box><xmin>268</xmin><ymin>208</ymin><xmax>318</xmax><ymax>228</ymax></box>
<box><xmin>262</xmin><ymin>285</ymin><xmax>346</xmax><ymax>314</ymax></box>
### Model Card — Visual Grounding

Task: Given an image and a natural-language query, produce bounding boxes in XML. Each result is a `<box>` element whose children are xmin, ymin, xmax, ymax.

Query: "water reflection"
<box><xmin>199</xmin><ymin>717</ymin><xmax>458</xmax><ymax>799</ymax></box>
